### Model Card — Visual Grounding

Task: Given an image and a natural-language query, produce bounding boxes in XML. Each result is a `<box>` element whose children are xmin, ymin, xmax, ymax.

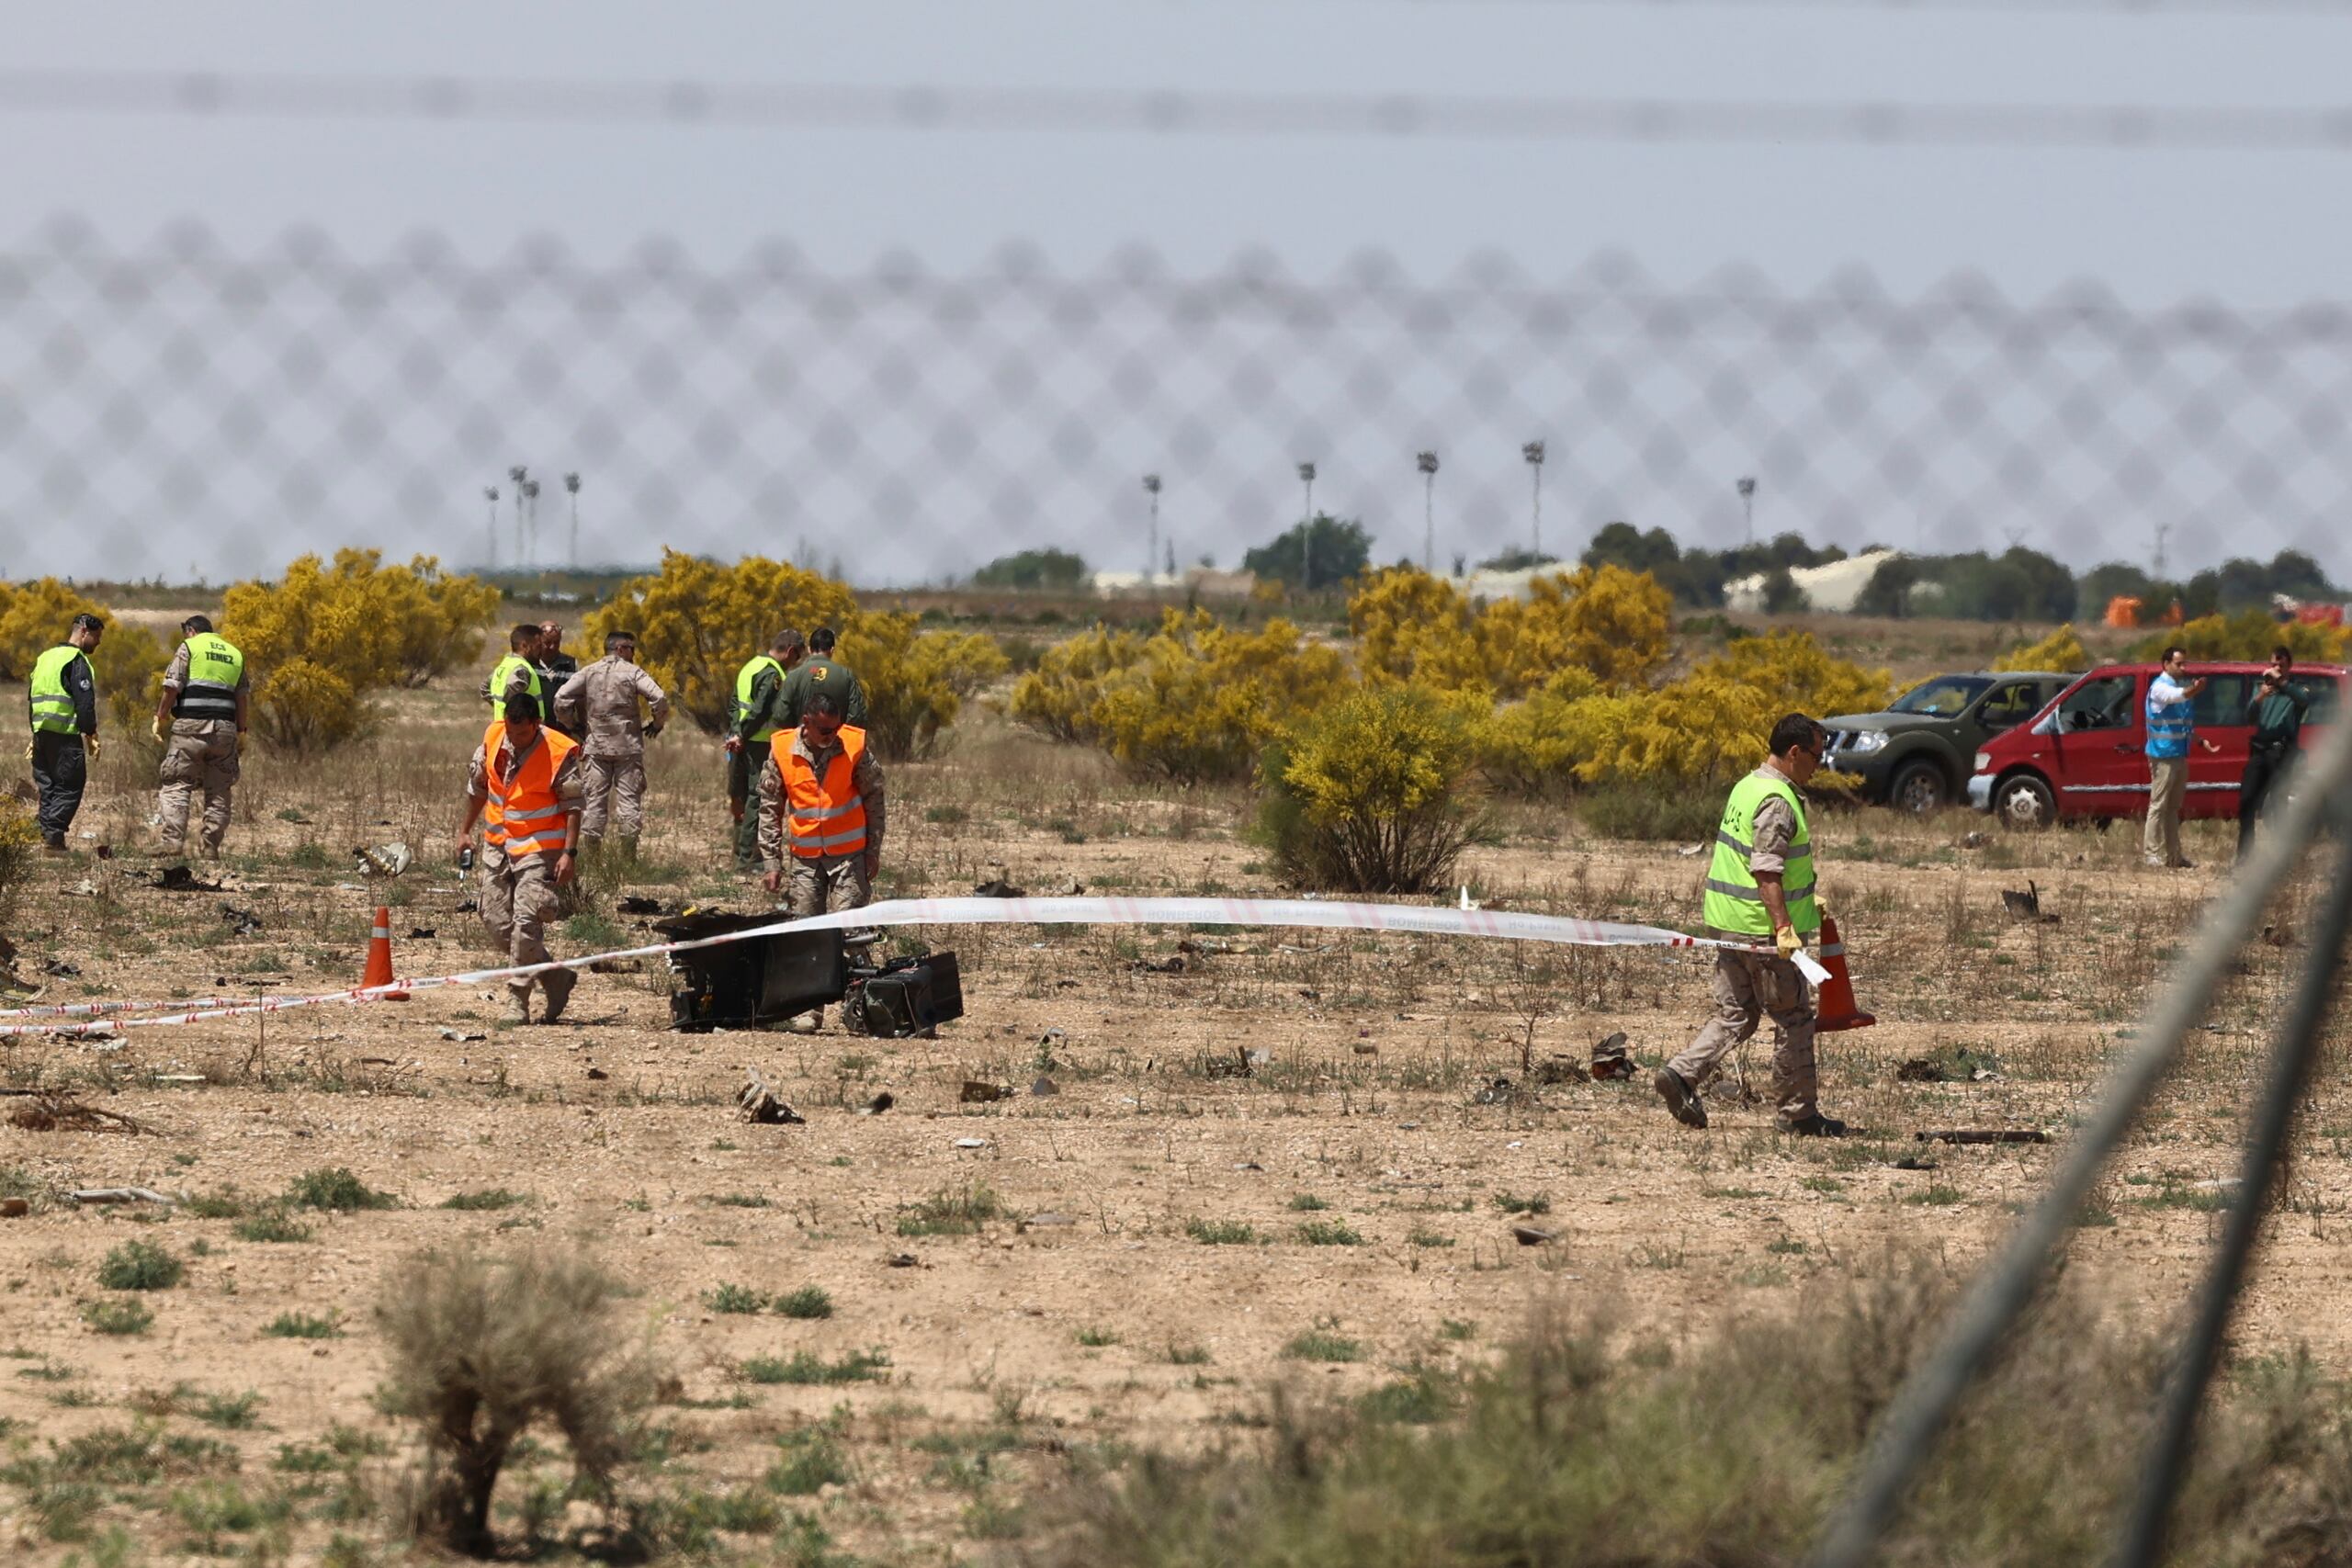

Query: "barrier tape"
<box><xmin>0</xmin><ymin>895</ymin><xmax>1829</xmax><ymax>1040</ymax></box>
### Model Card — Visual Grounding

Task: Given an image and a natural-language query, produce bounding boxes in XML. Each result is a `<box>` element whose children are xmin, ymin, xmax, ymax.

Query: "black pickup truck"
<box><xmin>1820</xmin><ymin>671</ymin><xmax>2073</xmax><ymax>813</ymax></box>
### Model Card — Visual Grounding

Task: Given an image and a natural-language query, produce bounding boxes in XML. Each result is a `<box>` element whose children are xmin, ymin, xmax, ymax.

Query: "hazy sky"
<box><xmin>6</xmin><ymin>1</ymin><xmax>2348</xmax><ymax>581</ymax></box>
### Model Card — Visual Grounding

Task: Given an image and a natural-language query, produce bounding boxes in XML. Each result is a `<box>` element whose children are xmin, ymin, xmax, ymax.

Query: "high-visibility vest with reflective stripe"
<box><xmin>490</xmin><ymin>654</ymin><xmax>543</xmax><ymax>720</ymax></box>
<box><xmin>783</xmin><ymin>725</ymin><xmax>869</xmax><ymax>859</ymax></box>
<box><xmin>733</xmin><ymin>656</ymin><xmax>784</xmax><ymax>741</ymax></box>
<box><xmin>481</xmin><ymin>720</ymin><xmax>578</xmax><ymax>860</ymax></box>
<box><xmin>1701</xmin><ymin>769</ymin><xmax>1819</xmax><ymax>938</ymax></box>
<box><xmin>28</xmin><ymin>645</ymin><xmax>86</xmax><ymax>735</ymax></box>
<box><xmin>173</xmin><ymin>633</ymin><xmax>244</xmax><ymax>722</ymax></box>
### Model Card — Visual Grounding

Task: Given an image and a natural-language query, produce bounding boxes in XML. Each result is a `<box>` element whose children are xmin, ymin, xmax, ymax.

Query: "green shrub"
<box><xmin>1576</xmin><ymin>781</ymin><xmax>1724</xmax><ymax>843</ymax></box>
<box><xmin>739</xmin><ymin>1349</ymin><xmax>891</xmax><ymax>1387</ymax></box>
<box><xmin>97</xmin><ymin>1240</ymin><xmax>183</xmax><ymax>1292</ymax></box>
<box><xmin>235</xmin><ymin>1208</ymin><xmax>314</xmax><ymax>1244</ymax></box>
<box><xmin>375</xmin><ymin>1245</ymin><xmax>656</xmax><ymax>1554</ymax></box>
<box><xmin>287</xmin><ymin>1168</ymin><xmax>397</xmax><ymax>1213</ymax></box>
<box><xmin>263</xmin><ymin>1311</ymin><xmax>343</xmax><ymax>1339</ymax></box>
<box><xmin>83</xmin><ymin>1300</ymin><xmax>155</xmax><ymax>1336</ymax></box>
<box><xmin>774</xmin><ymin>1286</ymin><xmax>835</xmax><ymax>1321</ymax></box>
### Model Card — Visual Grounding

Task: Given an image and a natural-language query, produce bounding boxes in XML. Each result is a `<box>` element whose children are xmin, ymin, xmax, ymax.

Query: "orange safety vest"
<box><xmin>481</xmin><ymin>720</ymin><xmax>579</xmax><ymax>860</ymax></box>
<box><xmin>782</xmin><ymin>725</ymin><xmax>869</xmax><ymax>859</ymax></box>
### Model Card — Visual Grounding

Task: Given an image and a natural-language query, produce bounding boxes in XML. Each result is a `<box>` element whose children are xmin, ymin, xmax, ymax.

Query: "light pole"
<box><xmin>564</xmin><ymin>472</ymin><xmax>582</xmax><ymax>569</ymax></box>
<box><xmin>1736</xmin><ymin>475</ymin><xmax>1758</xmax><ymax>547</ymax></box>
<box><xmin>1521</xmin><ymin>441</ymin><xmax>1546</xmax><ymax>560</ymax></box>
<box><xmin>1416</xmin><ymin>451</ymin><xmax>1440</xmax><ymax>574</ymax></box>
<box><xmin>507</xmin><ymin>465</ymin><xmax>528</xmax><ymax>566</ymax></box>
<box><xmin>1295</xmin><ymin>460</ymin><xmax>1317</xmax><ymax>590</ymax></box>
<box><xmin>2153</xmin><ymin>520</ymin><xmax>2171</xmax><ymax>582</ymax></box>
<box><xmin>1142</xmin><ymin>473</ymin><xmax>1161</xmax><ymax>583</ymax></box>
<box><xmin>483</xmin><ymin>485</ymin><xmax>500</xmax><ymax>571</ymax></box>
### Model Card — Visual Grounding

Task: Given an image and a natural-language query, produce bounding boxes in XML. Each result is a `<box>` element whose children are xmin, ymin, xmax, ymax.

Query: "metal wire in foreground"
<box><xmin>2114</xmin><ymin>794</ymin><xmax>2352</xmax><ymax>1566</ymax></box>
<box><xmin>1804</xmin><ymin>711</ymin><xmax>2352</xmax><ymax>1568</ymax></box>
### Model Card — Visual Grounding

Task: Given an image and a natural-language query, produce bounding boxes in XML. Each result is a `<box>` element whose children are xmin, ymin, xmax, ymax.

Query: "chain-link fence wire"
<box><xmin>1808</xmin><ymin>713</ymin><xmax>2352</xmax><ymax>1568</ymax></box>
<box><xmin>4</xmin><ymin>212</ymin><xmax>2350</xmax><ymax>588</ymax></box>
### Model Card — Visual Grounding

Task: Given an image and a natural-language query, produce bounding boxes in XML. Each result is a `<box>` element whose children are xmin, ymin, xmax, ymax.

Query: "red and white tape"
<box><xmin>1</xmin><ymin>895</ymin><xmax>1826</xmax><ymax>1040</ymax></box>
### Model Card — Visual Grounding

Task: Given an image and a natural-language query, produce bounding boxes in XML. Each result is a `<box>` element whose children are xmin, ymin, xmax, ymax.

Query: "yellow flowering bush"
<box><xmin>1992</xmin><ymin>623</ymin><xmax>2091</xmax><ymax>673</ymax></box>
<box><xmin>1009</xmin><ymin>622</ymin><xmax>1148</xmax><ymax>743</ymax></box>
<box><xmin>221</xmin><ymin>550</ymin><xmax>501</xmax><ymax>752</ymax></box>
<box><xmin>0</xmin><ymin>578</ymin><xmax>167</xmax><ymax>735</ymax></box>
<box><xmin>586</xmin><ymin>550</ymin><xmax>859</xmax><ymax>733</ymax></box>
<box><xmin>2134</xmin><ymin>610</ymin><xmax>2348</xmax><ymax>664</ymax></box>
<box><xmin>1261</xmin><ymin>685</ymin><xmax>1488</xmax><ymax>893</ymax></box>
<box><xmin>1346</xmin><ymin>563</ymin><xmax>1670</xmax><ymax>698</ymax></box>
<box><xmin>836</xmin><ymin>611</ymin><xmax>1009</xmax><ymax>761</ymax></box>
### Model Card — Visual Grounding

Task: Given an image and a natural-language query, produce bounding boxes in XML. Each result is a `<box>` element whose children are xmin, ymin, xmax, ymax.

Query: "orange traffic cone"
<box><xmin>361</xmin><ymin>907</ymin><xmax>409</xmax><ymax>1001</ymax></box>
<box><xmin>1813</xmin><ymin>913</ymin><xmax>1875</xmax><ymax>1032</ymax></box>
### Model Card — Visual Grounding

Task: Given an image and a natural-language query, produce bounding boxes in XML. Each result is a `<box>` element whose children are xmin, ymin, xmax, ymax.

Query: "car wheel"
<box><xmin>1995</xmin><ymin>773</ymin><xmax>2055</xmax><ymax>829</ymax></box>
<box><xmin>1890</xmin><ymin>760</ymin><xmax>1947</xmax><ymax>814</ymax></box>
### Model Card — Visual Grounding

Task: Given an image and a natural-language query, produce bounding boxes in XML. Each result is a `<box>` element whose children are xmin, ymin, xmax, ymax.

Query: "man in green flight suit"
<box><xmin>723</xmin><ymin>628</ymin><xmax>804</xmax><ymax>867</ymax></box>
<box><xmin>1654</xmin><ymin>713</ymin><xmax>1848</xmax><ymax>1137</ymax></box>
<box><xmin>777</xmin><ymin>626</ymin><xmax>868</xmax><ymax>729</ymax></box>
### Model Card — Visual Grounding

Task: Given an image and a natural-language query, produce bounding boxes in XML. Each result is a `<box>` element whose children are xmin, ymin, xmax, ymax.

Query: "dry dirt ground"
<box><xmin>0</xmin><ymin>679</ymin><xmax>2341</xmax><ymax>1565</ymax></box>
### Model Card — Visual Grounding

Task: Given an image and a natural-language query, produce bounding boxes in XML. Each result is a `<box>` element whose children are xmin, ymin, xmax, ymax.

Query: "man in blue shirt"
<box><xmin>2143</xmin><ymin>646</ymin><xmax>2211</xmax><ymax>870</ymax></box>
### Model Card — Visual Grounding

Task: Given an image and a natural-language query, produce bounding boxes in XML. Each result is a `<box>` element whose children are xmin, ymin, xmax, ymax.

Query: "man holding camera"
<box><xmin>2143</xmin><ymin>646</ymin><xmax>2218</xmax><ymax>870</ymax></box>
<box><xmin>2238</xmin><ymin>645</ymin><xmax>2309</xmax><ymax>862</ymax></box>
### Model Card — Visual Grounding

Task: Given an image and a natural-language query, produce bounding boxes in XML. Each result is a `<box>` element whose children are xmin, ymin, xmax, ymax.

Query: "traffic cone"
<box><xmin>361</xmin><ymin>907</ymin><xmax>409</xmax><ymax>1001</ymax></box>
<box><xmin>1813</xmin><ymin>913</ymin><xmax>1875</xmax><ymax>1032</ymax></box>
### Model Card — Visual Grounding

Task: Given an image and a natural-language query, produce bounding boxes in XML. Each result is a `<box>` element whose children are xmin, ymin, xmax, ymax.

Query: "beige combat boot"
<box><xmin>503</xmin><ymin>987</ymin><xmax>533</xmax><ymax>1026</ymax></box>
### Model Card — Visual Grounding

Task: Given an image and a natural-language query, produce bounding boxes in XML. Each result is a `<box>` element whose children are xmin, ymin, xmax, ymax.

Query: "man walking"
<box><xmin>2143</xmin><ymin>645</ymin><xmax>2214</xmax><ymax>870</ymax></box>
<box><xmin>153</xmin><ymin>614</ymin><xmax>249</xmax><ymax>860</ymax></box>
<box><xmin>481</xmin><ymin>624</ymin><xmax>546</xmax><ymax>719</ymax></box>
<box><xmin>455</xmin><ymin>693</ymin><xmax>584</xmax><ymax>1024</ymax></box>
<box><xmin>779</xmin><ymin>625</ymin><xmax>868</xmax><ymax>728</ymax></box>
<box><xmin>553</xmin><ymin>629</ymin><xmax>670</xmax><ymax>856</ymax></box>
<box><xmin>1655</xmin><ymin>714</ymin><xmax>1846</xmax><ymax>1137</ymax></box>
<box><xmin>2238</xmin><ymin>644</ymin><xmax>2309</xmax><ymax>861</ymax></box>
<box><xmin>28</xmin><ymin>613</ymin><xmax>104</xmax><ymax>854</ymax></box>
<box><xmin>724</xmin><ymin>628</ymin><xmax>804</xmax><ymax>867</ymax></box>
<box><xmin>761</xmin><ymin>691</ymin><xmax>886</xmax><ymax>1033</ymax></box>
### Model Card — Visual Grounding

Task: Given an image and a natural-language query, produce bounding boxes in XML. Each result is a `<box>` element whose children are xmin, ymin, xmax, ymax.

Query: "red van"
<box><xmin>1965</xmin><ymin>661</ymin><xmax>2346</xmax><ymax>829</ymax></box>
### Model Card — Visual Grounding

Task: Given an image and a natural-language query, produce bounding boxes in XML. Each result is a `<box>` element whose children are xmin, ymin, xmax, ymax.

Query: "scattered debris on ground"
<box><xmin>736</xmin><ymin>1067</ymin><xmax>804</xmax><ymax>1125</ymax></box>
<box><xmin>1590</xmin><ymin>1031</ymin><xmax>1635</xmax><ymax>1080</ymax></box>
<box><xmin>2001</xmin><ymin>881</ymin><xmax>2061</xmax><ymax>924</ymax></box>
<box><xmin>959</xmin><ymin>1081</ymin><xmax>1011</xmax><ymax>1103</ymax></box>
<box><xmin>354</xmin><ymin>841</ymin><xmax>412</xmax><ymax>877</ymax></box>
<box><xmin>1916</xmin><ymin>1129</ymin><xmax>2051</xmax><ymax>1145</ymax></box>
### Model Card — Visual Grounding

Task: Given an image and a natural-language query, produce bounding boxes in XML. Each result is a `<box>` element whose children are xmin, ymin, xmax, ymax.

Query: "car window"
<box><xmin>2288</xmin><ymin>674</ymin><xmax>2341</xmax><ymax>725</ymax></box>
<box><xmin>2192</xmin><ymin>674</ymin><xmax>2253</xmax><ymax>727</ymax></box>
<box><xmin>1977</xmin><ymin>682</ymin><xmax>2043</xmax><ymax>730</ymax></box>
<box><xmin>2058</xmin><ymin>674</ymin><xmax>2137</xmax><ymax>732</ymax></box>
<box><xmin>1892</xmin><ymin>676</ymin><xmax>1992</xmax><ymax>717</ymax></box>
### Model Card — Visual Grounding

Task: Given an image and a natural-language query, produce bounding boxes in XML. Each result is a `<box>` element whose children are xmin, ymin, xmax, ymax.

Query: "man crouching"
<box><xmin>455</xmin><ymin>692</ymin><xmax>585</xmax><ymax>1024</ymax></box>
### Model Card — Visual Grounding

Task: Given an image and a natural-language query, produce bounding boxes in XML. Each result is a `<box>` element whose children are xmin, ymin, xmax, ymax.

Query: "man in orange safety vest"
<box><xmin>455</xmin><ymin>692</ymin><xmax>586</xmax><ymax>1024</ymax></box>
<box><xmin>761</xmin><ymin>690</ymin><xmax>888</xmax><ymax>1033</ymax></box>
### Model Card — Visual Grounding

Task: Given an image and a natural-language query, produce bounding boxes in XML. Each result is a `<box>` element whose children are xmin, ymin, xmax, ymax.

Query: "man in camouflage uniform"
<box><xmin>1654</xmin><ymin>713</ymin><xmax>1848</xmax><ymax>1138</ymax></box>
<box><xmin>761</xmin><ymin>691</ymin><xmax>886</xmax><ymax>1032</ymax></box>
<box><xmin>552</xmin><ymin>629</ymin><xmax>670</xmax><ymax>855</ymax></box>
<box><xmin>152</xmin><ymin>614</ymin><xmax>251</xmax><ymax>860</ymax></box>
<box><xmin>455</xmin><ymin>693</ymin><xmax>586</xmax><ymax>1023</ymax></box>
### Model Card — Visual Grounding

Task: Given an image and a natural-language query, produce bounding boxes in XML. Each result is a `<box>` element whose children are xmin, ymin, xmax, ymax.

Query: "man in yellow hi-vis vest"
<box><xmin>722</xmin><ymin>627</ymin><xmax>805</xmax><ymax>866</ymax></box>
<box><xmin>480</xmin><ymin>623</ymin><xmax>547</xmax><ymax>719</ymax></box>
<box><xmin>152</xmin><ymin>614</ymin><xmax>251</xmax><ymax>859</ymax></box>
<box><xmin>1655</xmin><ymin>714</ymin><xmax>1847</xmax><ymax>1138</ymax></box>
<box><xmin>27</xmin><ymin>613</ymin><xmax>105</xmax><ymax>853</ymax></box>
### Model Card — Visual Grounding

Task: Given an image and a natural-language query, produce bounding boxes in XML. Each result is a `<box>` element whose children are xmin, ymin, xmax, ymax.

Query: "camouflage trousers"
<box><xmin>157</xmin><ymin>723</ymin><xmax>240</xmax><ymax>856</ymax></box>
<box><xmin>580</xmin><ymin>753</ymin><xmax>647</xmax><ymax>843</ymax></box>
<box><xmin>786</xmin><ymin>854</ymin><xmax>871</xmax><ymax>919</ymax></box>
<box><xmin>479</xmin><ymin>853</ymin><xmax>562</xmax><ymax>1000</ymax></box>
<box><xmin>1665</xmin><ymin>945</ymin><xmax>1819</xmax><ymax>1124</ymax></box>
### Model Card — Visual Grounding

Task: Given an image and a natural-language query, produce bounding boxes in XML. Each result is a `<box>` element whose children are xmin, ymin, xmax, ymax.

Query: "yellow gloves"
<box><xmin>19</xmin><ymin>740</ymin><xmax>29</xmax><ymax>765</ymax></box>
<box><xmin>84</xmin><ymin>735</ymin><xmax>99</xmax><ymax>762</ymax></box>
<box><xmin>151</xmin><ymin>719</ymin><xmax>164</xmax><ymax>743</ymax></box>
<box><xmin>1775</xmin><ymin>925</ymin><xmax>1804</xmax><ymax>960</ymax></box>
